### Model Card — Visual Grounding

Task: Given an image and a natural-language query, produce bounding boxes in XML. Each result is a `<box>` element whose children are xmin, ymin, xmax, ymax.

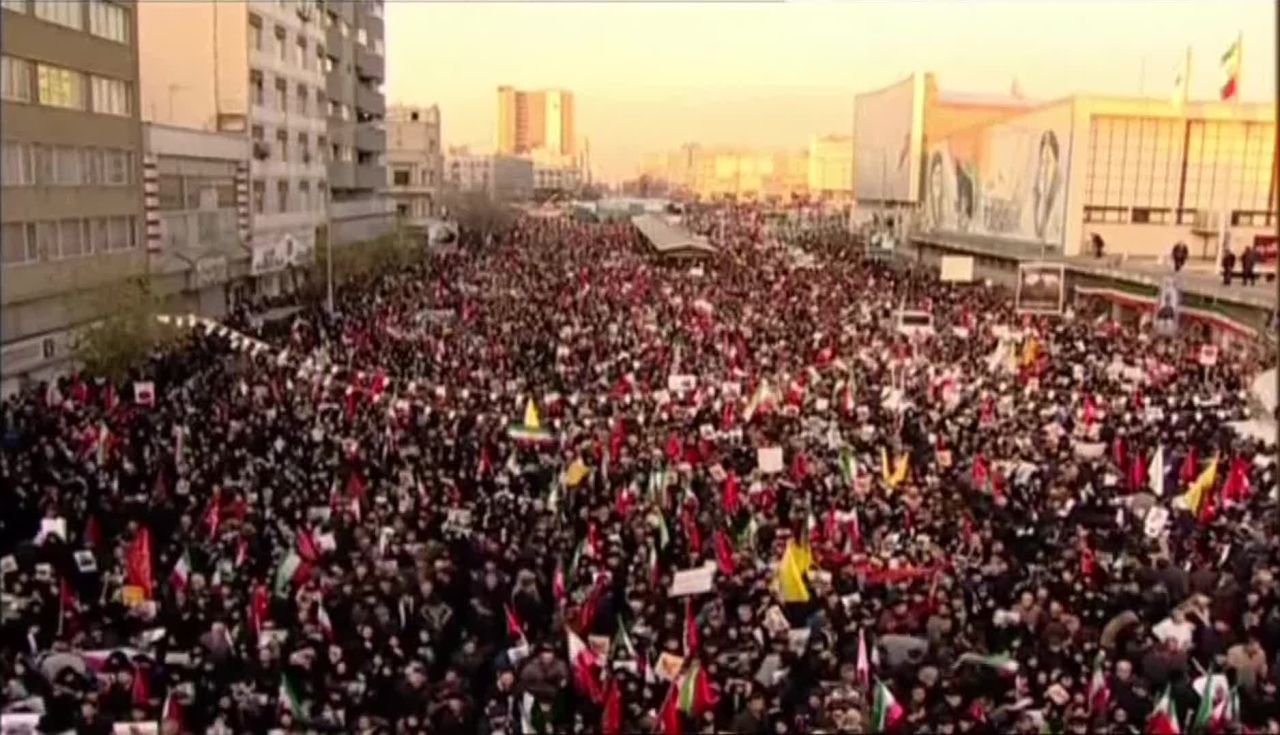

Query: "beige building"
<box><xmin>641</xmin><ymin>144</ymin><xmax>809</xmax><ymax>200</ymax></box>
<box><xmin>496</xmin><ymin>86</ymin><xmax>575</xmax><ymax>157</ymax></box>
<box><xmin>386</xmin><ymin>104</ymin><xmax>443</xmax><ymax>224</ymax></box>
<box><xmin>807</xmin><ymin>135</ymin><xmax>854</xmax><ymax>200</ymax></box>
<box><xmin>446</xmin><ymin>148</ymin><xmax>533</xmax><ymax>202</ymax></box>
<box><xmin>2</xmin><ymin>0</ymin><xmax>146</xmax><ymax>391</ymax></box>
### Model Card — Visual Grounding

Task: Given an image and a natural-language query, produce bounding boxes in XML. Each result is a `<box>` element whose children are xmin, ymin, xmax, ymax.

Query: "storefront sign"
<box><xmin>194</xmin><ymin>256</ymin><xmax>228</xmax><ymax>289</ymax></box>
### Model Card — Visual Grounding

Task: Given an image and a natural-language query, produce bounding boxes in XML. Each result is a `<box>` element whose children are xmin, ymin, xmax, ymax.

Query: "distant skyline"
<box><xmin>385</xmin><ymin>0</ymin><xmax>1277</xmax><ymax>182</ymax></box>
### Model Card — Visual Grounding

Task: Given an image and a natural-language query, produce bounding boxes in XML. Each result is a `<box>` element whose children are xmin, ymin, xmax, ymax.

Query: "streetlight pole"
<box><xmin>325</xmin><ymin>193</ymin><xmax>334</xmax><ymax>314</ymax></box>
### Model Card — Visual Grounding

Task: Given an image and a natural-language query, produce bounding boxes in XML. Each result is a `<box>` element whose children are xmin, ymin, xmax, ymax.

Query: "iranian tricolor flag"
<box><xmin>169</xmin><ymin>550</ymin><xmax>191</xmax><ymax>591</ymax></box>
<box><xmin>1211</xmin><ymin>684</ymin><xmax>1240</xmax><ymax>731</ymax></box>
<box><xmin>1087</xmin><ymin>652</ymin><xmax>1111</xmax><ymax>717</ymax></box>
<box><xmin>567</xmin><ymin>629</ymin><xmax>603</xmax><ymax>702</ymax></box>
<box><xmin>278</xmin><ymin>673</ymin><xmax>303</xmax><ymax>716</ymax></box>
<box><xmin>676</xmin><ymin>660</ymin><xmax>716</xmax><ymax>717</ymax></box>
<box><xmin>1189</xmin><ymin>669</ymin><xmax>1216</xmax><ymax>734</ymax></box>
<box><xmin>1147</xmin><ymin>685</ymin><xmax>1180</xmax><ymax>735</ymax></box>
<box><xmin>870</xmin><ymin>679</ymin><xmax>904</xmax><ymax>732</ymax></box>
<box><xmin>1220</xmin><ymin>34</ymin><xmax>1242</xmax><ymax>100</ymax></box>
<box><xmin>520</xmin><ymin>693</ymin><xmax>551</xmax><ymax>735</ymax></box>
<box><xmin>273</xmin><ymin>551</ymin><xmax>306</xmax><ymax>597</ymax></box>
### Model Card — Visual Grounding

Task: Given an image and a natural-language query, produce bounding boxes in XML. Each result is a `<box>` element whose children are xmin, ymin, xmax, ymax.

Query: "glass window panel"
<box><xmin>1</xmin><ymin>56</ymin><xmax>33</xmax><ymax>102</ymax></box>
<box><xmin>34</xmin><ymin>0</ymin><xmax>82</xmax><ymax>29</ymax></box>
<box><xmin>89</xmin><ymin>0</ymin><xmax>128</xmax><ymax>43</ymax></box>
<box><xmin>37</xmin><ymin>64</ymin><xmax>85</xmax><ymax>109</ymax></box>
<box><xmin>57</xmin><ymin>219</ymin><xmax>85</xmax><ymax>258</ymax></box>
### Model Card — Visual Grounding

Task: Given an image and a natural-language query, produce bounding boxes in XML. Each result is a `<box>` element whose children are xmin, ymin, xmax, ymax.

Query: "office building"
<box><xmin>386</xmin><ymin>104</ymin><xmax>443</xmax><ymax>225</ymax></box>
<box><xmin>640</xmin><ymin>145</ymin><xmax>809</xmax><ymax>200</ymax></box>
<box><xmin>321</xmin><ymin>0</ymin><xmax>393</xmax><ymax>246</ymax></box>
<box><xmin>496</xmin><ymin>86</ymin><xmax>575</xmax><ymax>157</ymax></box>
<box><xmin>1</xmin><ymin>0</ymin><xmax>146</xmax><ymax>391</ymax></box>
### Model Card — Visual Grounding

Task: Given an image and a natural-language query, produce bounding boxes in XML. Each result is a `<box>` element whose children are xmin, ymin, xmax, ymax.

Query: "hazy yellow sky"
<box><xmin>385</xmin><ymin>0</ymin><xmax>1276</xmax><ymax>182</ymax></box>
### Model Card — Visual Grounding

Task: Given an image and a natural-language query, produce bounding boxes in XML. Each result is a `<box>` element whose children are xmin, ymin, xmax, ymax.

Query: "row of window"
<box><xmin>1084</xmin><ymin>117</ymin><xmax>1277</xmax><ymax>214</ymax></box>
<box><xmin>250</xmin><ymin>179</ymin><xmax>327</xmax><ymax>215</ymax></box>
<box><xmin>2</xmin><ymin>141</ymin><xmax>134</xmax><ymax>187</ymax></box>
<box><xmin>2</xmin><ymin>0</ymin><xmax>130</xmax><ymax>44</ymax></box>
<box><xmin>249</xmin><ymin>71</ymin><xmax>328</xmax><ymax>118</ymax></box>
<box><xmin>157</xmin><ymin>174</ymin><xmax>237</xmax><ymax>212</ymax></box>
<box><xmin>1</xmin><ymin>56</ymin><xmax>132</xmax><ymax>116</ymax></box>
<box><xmin>391</xmin><ymin>168</ymin><xmax>439</xmax><ymax>187</ymax></box>
<box><xmin>1082</xmin><ymin>206</ymin><xmax>1277</xmax><ymax>228</ymax></box>
<box><xmin>251</xmin><ymin>125</ymin><xmax>326</xmax><ymax>163</ymax></box>
<box><xmin>2</xmin><ymin>217</ymin><xmax>138</xmax><ymax>267</ymax></box>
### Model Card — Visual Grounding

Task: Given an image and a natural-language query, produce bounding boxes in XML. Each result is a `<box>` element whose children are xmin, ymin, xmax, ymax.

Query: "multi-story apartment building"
<box><xmin>446</xmin><ymin>148</ymin><xmax>533</xmax><ymax>202</ymax></box>
<box><xmin>1</xmin><ymin>0</ymin><xmax>145</xmax><ymax>392</ymax></box>
<box><xmin>807</xmin><ymin>135</ymin><xmax>854</xmax><ymax>201</ymax></box>
<box><xmin>386</xmin><ymin>104</ymin><xmax>442</xmax><ymax>225</ymax></box>
<box><xmin>321</xmin><ymin>0</ymin><xmax>393</xmax><ymax>246</ymax></box>
<box><xmin>497</xmin><ymin>86</ymin><xmax>575</xmax><ymax>157</ymax></box>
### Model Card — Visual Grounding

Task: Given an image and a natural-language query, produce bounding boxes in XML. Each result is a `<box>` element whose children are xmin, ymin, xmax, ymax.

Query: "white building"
<box><xmin>533</xmin><ymin>160</ymin><xmax>581</xmax><ymax>195</ymax></box>
<box><xmin>446</xmin><ymin>149</ymin><xmax>533</xmax><ymax>202</ymax></box>
<box><xmin>246</xmin><ymin>0</ymin><xmax>326</xmax><ymax>296</ymax></box>
<box><xmin>386</xmin><ymin>104</ymin><xmax>442</xmax><ymax>223</ymax></box>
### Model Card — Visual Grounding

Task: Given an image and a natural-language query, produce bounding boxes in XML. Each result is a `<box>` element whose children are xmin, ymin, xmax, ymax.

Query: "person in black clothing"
<box><xmin>1223</xmin><ymin>245</ymin><xmax>1237</xmax><ymax>285</ymax></box>
<box><xmin>1172</xmin><ymin>241</ymin><xmax>1189</xmax><ymax>272</ymax></box>
<box><xmin>1241</xmin><ymin>245</ymin><xmax>1258</xmax><ymax>286</ymax></box>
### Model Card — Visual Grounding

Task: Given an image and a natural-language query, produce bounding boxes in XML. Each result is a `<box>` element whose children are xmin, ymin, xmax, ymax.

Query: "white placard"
<box><xmin>668</xmin><ymin>563</ymin><xmax>717</xmax><ymax>597</ymax></box>
<box><xmin>1073</xmin><ymin>441</ymin><xmax>1105</xmax><ymax>459</ymax></box>
<box><xmin>757</xmin><ymin>446</ymin><xmax>784</xmax><ymax>475</ymax></box>
<box><xmin>1144</xmin><ymin>506</ymin><xmax>1169</xmax><ymax>538</ymax></box>
<box><xmin>133</xmin><ymin>381</ymin><xmax>156</xmax><ymax>406</ymax></box>
<box><xmin>1198</xmin><ymin>345</ymin><xmax>1219</xmax><ymax>367</ymax></box>
<box><xmin>667</xmin><ymin>375</ymin><xmax>697</xmax><ymax>393</ymax></box>
<box><xmin>939</xmin><ymin>255</ymin><xmax>975</xmax><ymax>283</ymax></box>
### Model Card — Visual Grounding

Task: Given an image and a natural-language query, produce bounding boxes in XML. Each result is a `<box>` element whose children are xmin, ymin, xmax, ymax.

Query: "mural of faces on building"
<box><xmin>1031</xmin><ymin>130</ymin><xmax>1061</xmax><ymax>241</ymax></box>
<box><xmin>926</xmin><ymin>150</ymin><xmax>976</xmax><ymax>233</ymax></box>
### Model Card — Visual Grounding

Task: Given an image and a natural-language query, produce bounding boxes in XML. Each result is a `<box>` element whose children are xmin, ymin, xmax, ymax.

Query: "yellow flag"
<box><xmin>523</xmin><ymin>398</ymin><xmax>541</xmax><ymax>429</ymax></box>
<box><xmin>564</xmin><ymin>458</ymin><xmax>589</xmax><ymax>487</ymax></box>
<box><xmin>1181</xmin><ymin>458</ymin><xmax>1219</xmax><ymax>513</ymax></box>
<box><xmin>776</xmin><ymin>539</ymin><xmax>812</xmax><ymax>603</ymax></box>
<box><xmin>1021</xmin><ymin>336</ymin><xmax>1039</xmax><ymax>368</ymax></box>
<box><xmin>880</xmin><ymin>447</ymin><xmax>892</xmax><ymax>484</ymax></box>
<box><xmin>881</xmin><ymin>447</ymin><xmax>909</xmax><ymax>488</ymax></box>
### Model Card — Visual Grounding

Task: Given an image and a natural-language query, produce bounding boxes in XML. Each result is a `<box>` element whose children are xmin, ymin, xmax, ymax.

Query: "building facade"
<box><xmin>807</xmin><ymin>135</ymin><xmax>854</xmax><ymax>200</ymax></box>
<box><xmin>1</xmin><ymin>0</ymin><xmax>146</xmax><ymax>390</ymax></box>
<box><xmin>386</xmin><ymin>104</ymin><xmax>442</xmax><ymax>224</ymax></box>
<box><xmin>640</xmin><ymin>144</ymin><xmax>809</xmax><ymax>200</ymax></box>
<box><xmin>920</xmin><ymin>94</ymin><xmax>1277</xmax><ymax>258</ymax></box>
<box><xmin>321</xmin><ymin>0</ymin><xmax>392</xmax><ymax>247</ymax></box>
<box><xmin>496</xmin><ymin>86</ymin><xmax>575</xmax><ymax>157</ymax></box>
<box><xmin>446</xmin><ymin>149</ymin><xmax>533</xmax><ymax>202</ymax></box>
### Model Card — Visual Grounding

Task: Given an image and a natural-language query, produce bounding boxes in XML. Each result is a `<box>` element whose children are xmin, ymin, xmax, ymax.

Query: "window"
<box><xmin>34</xmin><ymin>221</ymin><xmax>57</xmax><ymax>259</ymax></box>
<box><xmin>276</xmin><ymin>180</ymin><xmax>289</xmax><ymax>212</ymax></box>
<box><xmin>81</xmin><ymin>148</ymin><xmax>101</xmax><ymax>184</ymax></box>
<box><xmin>250</xmin><ymin>71</ymin><xmax>264</xmax><ymax>106</ymax></box>
<box><xmin>158</xmin><ymin>174</ymin><xmax>183</xmax><ymax>210</ymax></box>
<box><xmin>1131</xmin><ymin>208</ymin><xmax>1170</xmax><ymax>225</ymax></box>
<box><xmin>89</xmin><ymin>217</ymin><xmax>108</xmax><ymax>252</ymax></box>
<box><xmin>103</xmin><ymin>149</ymin><xmax>131</xmax><ymax>185</ymax></box>
<box><xmin>393</xmin><ymin>169</ymin><xmax>410</xmax><ymax>186</ymax></box>
<box><xmin>1</xmin><ymin>223</ymin><xmax>38</xmax><ymax>265</ymax></box>
<box><xmin>296</xmin><ymin>83</ymin><xmax>308</xmax><ymax>115</ymax></box>
<box><xmin>1</xmin><ymin>56</ymin><xmax>33</xmax><ymax>102</ymax></box>
<box><xmin>2</xmin><ymin>0</ymin><xmax>28</xmax><ymax>14</ymax></box>
<box><xmin>53</xmin><ymin>145</ymin><xmax>82</xmax><ymax>185</ymax></box>
<box><xmin>2</xmin><ymin>142</ymin><xmax>32</xmax><ymax>186</ymax></box>
<box><xmin>34</xmin><ymin>0</ymin><xmax>82</xmax><ymax>29</ymax></box>
<box><xmin>297</xmin><ymin>132</ymin><xmax>310</xmax><ymax>161</ymax></box>
<box><xmin>274</xmin><ymin>77</ymin><xmax>287</xmax><ymax>112</ymax></box>
<box><xmin>89</xmin><ymin>1</ymin><xmax>128</xmax><ymax>43</ymax></box>
<box><xmin>249</xmin><ymin>15</ymin><xmax>263</xmax><ymax>51</ymax></box>
<box><xmin>318</xmin><ymin>182</ymin><xmax>327</xmax><ymax>206</ymax></box>
<box><xmin>298</xmin><ymin>180</ymin><xmax>310</xmax><ymax>211</ymax></box>
<box><xmin>252</xmin><ymin>181</ymin><xmax>266</xmax><ymax>214</ymax></box>
<box><xmin>54</xmin><ymin>219</ymin><xmax>88</xmax><ymax>259</ymax></box>
<box><xmin>105</xmin><ymin>216</ymin><xmax>133</xmax><ymax>252</ymax></box>
<box><xmin>91</xmin><ymin>75</ymin><xmax>131</xmax><ymax>116</ymax></box>
<box><xmin>297</xmin><ymin>37</ymin><xmax>307</xmax><ymax>69</ymax></box>
<box><xmin>37</xmin><ymin>64</ymin><xmax>85</xmax><ymax>109</ymax></box>
<box><xmin>276</xmin><ymin>130</ymin><xmax>288</xmax><ymax>161</ymax></box>
<box><xmin>251</xmin><ymin>125</ymin><xmax>264</xmax><ymax>142</ymax></box>
<box><xmin>275</xmin><ymin>25</ymin><xmax>286</xmax><ymax>61</ymax></box>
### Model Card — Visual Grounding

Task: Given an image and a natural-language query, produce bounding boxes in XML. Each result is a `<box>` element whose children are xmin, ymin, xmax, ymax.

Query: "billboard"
<box><xmin>923</xmin><ymin>100</ymin><xmax>1072</xmax><ymax>250</ymax></box>
<box><xmin>853</xmin><ymin>74</ymin><xmax>925</xmax><ymax>203</ymax></box>
<box><xmin>1015</xmin><ymin>262</ymin><xmax>1066</xmax><ymax>315</ymax></box>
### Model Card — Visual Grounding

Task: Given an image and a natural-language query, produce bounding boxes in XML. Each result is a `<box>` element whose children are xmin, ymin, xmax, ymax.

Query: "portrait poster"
<box><xmin>1015</xmin><ymin>263</ymin><xmax>1066</xmax><ymax>315</ymax></box>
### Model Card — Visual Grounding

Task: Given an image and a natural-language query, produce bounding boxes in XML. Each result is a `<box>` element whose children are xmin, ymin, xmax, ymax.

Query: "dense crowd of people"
<box><xmin>1</xmin><ymin>205</ymin><xmax>1278</xmax><ymax>735</ymax></box>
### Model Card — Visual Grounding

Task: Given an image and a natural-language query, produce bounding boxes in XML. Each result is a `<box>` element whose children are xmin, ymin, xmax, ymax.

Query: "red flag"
<box><xmin>683</xmin><ymin>599</ymin><xmax>698</xmax><ymax>656</ymax></box>
<box><xmin>1129</xmin><ymin>451</ymin><xmax>1148</xmax><ymax>492</ymax></box>
<box><xmin>789</xmin><ymin>450</ymin><xmax>808</xmax><ymax>483</ymax></box>
<box><xmin>1180</xmin><ymin>447</ymin><xmax>1199</xmax><ymax>485</ymax></box>
<box><xmin>126</xmin><ymin>528</ymin><xmax>153</xmax><ymax>598</ymax></box>
<box><xmin>248</xmin><ymin>583</ymin><xmax>270</xmax><ymax>637</ymax></box>
<box><xmin>1112</xmin><ymin>437</ymin><xmax>1127</xmax><ymax>470</ymax></box>
<box><xmin>972</xmin><ymin>454</ymin><xmax>989</xmax><ymax>488</ymax></box>
<box><xmin>203</xmin><ymin>487</ymin><xmax>222</xmax><ymax>537</ymax></box>
<box><xmin>682</xmin><ymin>508</ymin><xmax>701</xmax><ymax>554</ymax></box>
<box><xmin>609</xmin><ymin>419</ymin><xmax>626</xmax><ymax>463</ymax></box>
<box><xmin>1198</xmin><ymin>484</ymin><xmax>1217</xmax><ymax>525</ymax></box>
<box><xmin>615</xmin><ymin>486</ymin><xmax>634</xmax><ymax>517</ymax></box>
<box><xmin>665</xmin><ymin>434</ymin><xmax>682</xmax><ymax>463</ymax></box>
<box><xmin>297</xmin><ymin>528</ymin><xmax>320</xmax><ymax>564</ymax></box>
<box><xmin>713</xmin><ymin>530</ymin><xmax>735</xmax><ymax>576</ymax></box>
<box><xmin>722</xmin><ymin>472</ymin><xmax>740</xmax><ymax>515</ymax></box>
<box><xmin>84</xmin><ymin>515</ymin><xmax>102</xmax><ymax>549</ymax></box>
<box><xmin>602</xmin><ymin>677</ymin><xmax>623</xmax><ymax>735</ymax></box>
<box><xmin>504</xmin><ymin>603</ymin><xmax>524</xmax><ymax>640</ymax></box>
<box><xmin>720</xmin><ymin>400</ymin><xmax>735</xmax><ymax>430</ymax></box>
<box><xmin>131</xmin><ymin>663</ymin><xmax>150</xmax><ymax>707</ymax></box>
<box><xmin>1221</xmin><ymin>456</ymin><xmax>1251</xmax><ymax>502</ymax></box>
<box><xmin>659</xmin><ymin>680</ymin><xmax>682</xmax><ymax>735</ymax></box>
<box><xmin>345</xmin><ymin>472</ymin><xmax>367</xmax><ymax>501</ymax></box>
<box><xmin>1083</xmin><ymin>395</ymin><xmax>1097</xmax><ymax>426</ymax></box>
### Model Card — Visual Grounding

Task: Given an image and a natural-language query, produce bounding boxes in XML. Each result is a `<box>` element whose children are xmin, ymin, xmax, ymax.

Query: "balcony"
<box><xmin>363</xmin><ymin>13</ymin><xmax>384</xmax><ymax>41</ymax></box>
<box><xmin>355</xmin><ymin>84</ymin><xmax>385</xmax><ymax>117</ymax></box>
<box><xmin>328</xmin><ymin>161</ymin><xmax>356</xmax><ymax>190</ymax></box>
<box><xmin>355</xmin><ymin>164</ymin><xmax>385</xmax><ymax>190</ymax></box>
<box><xmin>326</xmin><ymin>70</ymin><xmax>352</xmax><ymax>105</ymax></box>
<box><xmin>354</xmin><ymin>123</ymin><xmax>385</xmax><ymax>154</ymax></box>
<box><xmin>356</xmin><ymin>45</ymin><xmax>384</xmax><ymax>81</ymax></box>
<box><xmin>325</xmin><ymin>24</ymin><xmax>344</xmax><ymax>56</ymax></box>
